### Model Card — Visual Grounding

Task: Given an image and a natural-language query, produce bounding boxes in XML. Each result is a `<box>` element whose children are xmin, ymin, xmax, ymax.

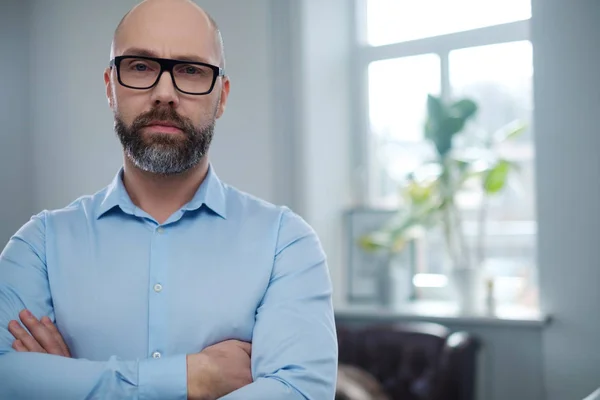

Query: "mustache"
<box><xmin>130</xmin><ymin>107</ymin><xmax>194</xmax><ymax>135</ymax></box>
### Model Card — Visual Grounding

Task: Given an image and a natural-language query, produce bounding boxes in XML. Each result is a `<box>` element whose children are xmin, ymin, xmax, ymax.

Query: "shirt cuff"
<box><xmin>138</xmin><ymin>354</ymin><xmax>188</xmax><ymax>400</ymax></box>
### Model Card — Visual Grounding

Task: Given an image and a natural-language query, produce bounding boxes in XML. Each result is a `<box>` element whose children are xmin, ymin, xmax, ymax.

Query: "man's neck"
<box><xmin>121</xmin><ymin>157</ymin><xmax>210</xmax><ymax>224</ymax></box>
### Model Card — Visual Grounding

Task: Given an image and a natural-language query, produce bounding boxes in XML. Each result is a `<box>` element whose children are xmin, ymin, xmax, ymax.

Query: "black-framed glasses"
<box><xmin>109</xmin><ymin>55</ymin><xmax>224</xmax><ymax>95</ymax></box>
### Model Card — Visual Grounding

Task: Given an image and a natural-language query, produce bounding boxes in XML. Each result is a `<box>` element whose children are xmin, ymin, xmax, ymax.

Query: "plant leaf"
<box><xmin>426</xmin><ymin>94</ymin><xmax>446</xmax><ymax>124</ymax></box>
<box><xmin>390</xmin><ymin>237</ymin><xmax>407</xmax><ymax>252</ymax></box>
<box><xmin>484</xmin><ymin>160</ymin><xmax>511</xmax><ymax>194</ymax></box>
<box><xmin>444</xmin><ymin>116</ymin><xmax>466</xmax><ymax>136</ymax></box>
<box><xmin>357</xmin><ymin>232</ymin><xmax>390</xmax><ymax>252</ymax></box>
<box><xmin>450</xmin><ymin>99</ymin><xmax>478</xmax><ymax>120</ymax></box>
<box><xmin>495</xmin><ymin>120</ymin><xmax>528</xmax><ymax>143</ymax></box>
<box><xmin>425</xmin><ymin>95</ymin><xmax>446</xmax><ymax>141</ymax></box>
<box><xmin>405</xmin><ymin>181</ymin><xmax>433</xmax><ymax>205</ymax></box>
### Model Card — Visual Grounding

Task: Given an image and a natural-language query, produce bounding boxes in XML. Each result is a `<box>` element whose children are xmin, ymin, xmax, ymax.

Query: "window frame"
<box><xmin>350</xmin><ymin>0</ymin><xmax>531</xmax><ymax>205</ymax></box>
<box><xmin>349</xmin><ymin>0</ymin><xmax>537</xmax><ymax>305</ymax></box>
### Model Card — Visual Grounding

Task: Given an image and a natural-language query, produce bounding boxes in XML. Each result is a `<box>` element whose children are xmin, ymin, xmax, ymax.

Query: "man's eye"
<box><xmin>176</xmin><ymin>65</ymin><xmax>209</xmax><ymax>76</ymax></box>
<box><xmin>184</xmin><ymin>66</ymin><xmax>201</xmax><ymax>74</ymax></box>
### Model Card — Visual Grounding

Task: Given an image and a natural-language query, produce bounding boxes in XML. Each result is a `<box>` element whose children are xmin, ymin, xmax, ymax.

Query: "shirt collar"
<box><xmin>96</xmin><ymin>164</ymin><xmax>227</xmax><ymax>220</ymax></box>
<box><xmin>181</xmin><ymin>164</ymin><xmax>227</xmax><ymax>218</ymax></box>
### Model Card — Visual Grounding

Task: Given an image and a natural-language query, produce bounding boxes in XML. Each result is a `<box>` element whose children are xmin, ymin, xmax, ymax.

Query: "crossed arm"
<box><xmin>7</xmin><ymin>308</ymin><xmax>252</xmax><ymax>399</ymax></box>
<box><xmin>0</xmin><ymin>211</ymin><xmax>338</xmax><ymax>399</ymax></box>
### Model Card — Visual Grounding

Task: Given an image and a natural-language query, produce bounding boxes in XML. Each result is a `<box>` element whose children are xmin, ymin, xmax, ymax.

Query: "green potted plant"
<box><xmin>359</xmin><ymin>94</ymin><xmax>526</xmax><ymax>312</ymax></box>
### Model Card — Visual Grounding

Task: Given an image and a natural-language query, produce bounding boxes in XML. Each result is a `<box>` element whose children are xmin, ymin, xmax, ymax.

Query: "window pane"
<box><xmin>368</xmin><ymin>54</ymin><xmax>440</xmax><ymax>205</ymax></box>
<box><xmin>449</xmin><ymin>40</ymin><xmax>535</xmax><ymax>221</ymax></box>
<box><xmin>449</xmin><ymin>41</ymin><xmax>537</xmax><ymax>309</ymax></box>
<box><xmin>366</xmin><ymin>0</ymin><xmax>531</xmax><ymax>46</ymax></box>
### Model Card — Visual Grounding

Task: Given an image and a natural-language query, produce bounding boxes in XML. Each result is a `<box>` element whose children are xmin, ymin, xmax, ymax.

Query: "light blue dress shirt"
<box><xmin>0</xmin><ymin>165</ymin><xmax>338</xmax><ymax>399</ymax></box>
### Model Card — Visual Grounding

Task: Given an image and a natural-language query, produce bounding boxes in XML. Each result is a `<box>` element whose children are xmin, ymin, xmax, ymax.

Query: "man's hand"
<box><xmin>8</xmin><ymin>310</ymin><xmax>251</xmax><ymax>398</ymax></box>
<box><xmin>8</xmin><ymin>309</ymin><xmax>71</xmax><ymax>357</ymax></box>
<box><xmin>187</xmin><ymin>340</ymin><xmax>252</xmax><ymax>400</ymax></box>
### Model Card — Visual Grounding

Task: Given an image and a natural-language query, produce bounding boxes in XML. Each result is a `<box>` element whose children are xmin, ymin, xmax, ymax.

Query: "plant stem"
<box><xmin>451</xmin><ymin>198</ymin><xmax>471</xmax><ymax>268</ymax></box>
<box><xmin>441</xmin><ymin>202</ymin><xmax>460</xmax><ymax>269</ymax></box>
<box><xmin>440</xmin><ymin>155</ymin><xmax>469</xmax><ymax>269</ymax></box>
<box><xmin>477</xmin><ymin>193</ymin><xmax>488</xmax><ymax>267</ymax></box>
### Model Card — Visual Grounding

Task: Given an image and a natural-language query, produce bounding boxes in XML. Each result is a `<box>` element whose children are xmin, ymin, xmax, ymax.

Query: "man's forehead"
<box><xmin>116</xmin><ymin>46</ymin><xmax>214</xmax><ymax>65</ymax></box>
<box><xmin>113</xmin><ymin>30</ymin><xmax>218</xmax><ymax>65</ymax></box>
<box><xmin>112</xmin><ymin>0</ymin><xmax>216</xmax><ymax>57</ymax></box>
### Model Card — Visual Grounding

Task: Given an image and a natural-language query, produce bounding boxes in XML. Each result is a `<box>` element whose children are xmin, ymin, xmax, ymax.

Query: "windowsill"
<box><xmin>335</xmin><ymin>300</ymin><xmax>550</xmax><ymax>328</ymax></box>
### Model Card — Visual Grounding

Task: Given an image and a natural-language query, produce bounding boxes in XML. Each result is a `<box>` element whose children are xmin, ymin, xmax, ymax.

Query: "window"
<box><xmin>353</xmin><ymin>0</ymin><xmax>537</xmax><ymax>308</ymax></box>
<box><xmin>365</xmin><ymin>0</ymin><xmax>531</xmax><ymax>46</ymax></box>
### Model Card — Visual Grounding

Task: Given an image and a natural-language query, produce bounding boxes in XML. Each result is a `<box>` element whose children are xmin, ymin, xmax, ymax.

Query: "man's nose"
<box><xmin>150</xmin><ymin>71</ymin><xmax>180</xmax><ymax>107</ymax></box>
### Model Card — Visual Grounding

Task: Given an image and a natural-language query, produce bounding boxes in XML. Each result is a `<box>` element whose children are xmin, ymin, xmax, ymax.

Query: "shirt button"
<box><xmin>152</xmin><ymin>351</ymin><xmax>161</xmax><ymax>359</ymax></box>
<box><xmin>153</xmin><ymin>283</ymin><xmax>163</xmax><ymax>293</ymax></box>
<box><xmin>156</xmin><ymin>227</ymin><xmax>165</xmax><ymax>234</ymax></box>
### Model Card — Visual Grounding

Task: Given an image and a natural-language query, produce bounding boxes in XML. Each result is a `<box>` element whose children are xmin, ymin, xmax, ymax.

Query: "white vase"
<box><xmin>377</xmin><ymin>254</ymin><xmax>413</xmax><ymax>309</ymax></box>
<box><xmin>390</xmin><ymin>262</ymin><xmax>413</xmax><ymax>308</ymax></box>
<box><xmin>451</xmin><ymin>267</ymin><xmax>485</xmax><ymax>315</ymax></box>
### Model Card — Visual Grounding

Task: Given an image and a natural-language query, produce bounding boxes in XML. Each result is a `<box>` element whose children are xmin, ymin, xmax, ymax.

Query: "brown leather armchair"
<box><xmin>336</xmin><ymin>321</ymin><xmax>481</xmax><ymax>400</ymax></box>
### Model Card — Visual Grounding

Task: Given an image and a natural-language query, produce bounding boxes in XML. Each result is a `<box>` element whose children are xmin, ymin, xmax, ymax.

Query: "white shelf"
<box><xmin>335</xmin><ymin>300</ymin><xmax>550</xmax><ymax>328</ymax></box>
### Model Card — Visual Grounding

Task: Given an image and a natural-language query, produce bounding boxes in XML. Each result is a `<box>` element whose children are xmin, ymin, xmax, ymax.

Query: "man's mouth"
<box><xmin>143</xmin><ymin>121</ymin><xmax>183</xmax><ymax>134</ymax></box>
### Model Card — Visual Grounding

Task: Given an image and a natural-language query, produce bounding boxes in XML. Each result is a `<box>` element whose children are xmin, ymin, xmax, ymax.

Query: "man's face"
<box><xmin>104</xmin><ymin>0</ymin><xmax>229</xmax><ymax>175</ymax></box>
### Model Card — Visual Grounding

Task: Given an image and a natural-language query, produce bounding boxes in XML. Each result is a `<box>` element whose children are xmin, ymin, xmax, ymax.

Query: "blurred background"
<box><xmin>0</xmin><ymin>0</ymin><xmax>599</xmax><ymax>399</ymax></box>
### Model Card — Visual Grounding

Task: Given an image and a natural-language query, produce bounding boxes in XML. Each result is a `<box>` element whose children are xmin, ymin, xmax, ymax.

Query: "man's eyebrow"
<box><xmin>120</xmin><ymin>48</ymin><xmax>212</xmax><ymax>64</ymax></box>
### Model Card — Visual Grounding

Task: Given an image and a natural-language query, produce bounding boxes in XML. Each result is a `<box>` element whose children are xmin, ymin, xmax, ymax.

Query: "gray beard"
<box><xmin>114</xmin><ymin>106</ymin><xmax>215</xmax><ymax>176</ymax></box>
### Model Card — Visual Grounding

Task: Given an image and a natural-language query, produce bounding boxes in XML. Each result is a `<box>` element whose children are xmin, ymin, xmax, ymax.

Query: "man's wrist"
<box><xmin>138</xmin><ymin>354</ymin><xmax>187</xmax><ymax>400</ymax></box>
<box><xmin>187</xmin><ymin>353</ymin><xmax>213</xmax><ymax>400</ymax></box>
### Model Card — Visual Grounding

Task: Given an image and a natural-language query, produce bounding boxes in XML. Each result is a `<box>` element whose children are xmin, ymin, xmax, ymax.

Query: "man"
<box><xmin>0</xmin><ymin>0</ymin><xmax>338</xmax><ymax>399</ymax></box>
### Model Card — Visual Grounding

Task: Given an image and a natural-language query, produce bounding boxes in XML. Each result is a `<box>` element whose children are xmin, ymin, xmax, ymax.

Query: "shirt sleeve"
<box><xmin>0</xmin><ymin>213</ymin><xmax>188</xmax><ymax>400</ymax></box>
<box><xmin>220</xmin><ymin>209</ymin><xmax>338</xmax><ymax>400</ymax></box>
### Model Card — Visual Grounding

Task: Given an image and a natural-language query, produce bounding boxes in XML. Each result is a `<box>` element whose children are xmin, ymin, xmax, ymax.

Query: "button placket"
<box><xmin>148</xmin><ymin>225</ymin><xmax>169</xmax><ymax>360</ymax></box>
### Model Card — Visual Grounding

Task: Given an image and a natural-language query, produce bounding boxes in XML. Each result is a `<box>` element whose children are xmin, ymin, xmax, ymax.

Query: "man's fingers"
<box><xmin>18</xmin><ymin>310</ymin><xmax>63</xmax><ymax>355</ymax></box>
<box><xmin>12</xmin><ymin>339</ymin><xmax>27</xmax><ymax>352</ymax></box>
<box><xmin>236</xmin><ymin>341</ymin><xmax>252</xmax><ymax>356</ymax></box>
<box><xmin>41</xmin><ymin>316</ymin><xmax>70</xmax><ymax>357</ymax></box>
<box><xmin>8</xmin><ymin>312</ymin><xmax>70</xmax><ymax>357</ymax></box>
<box><xmin>8</xmin><ymin>320</ymin><xmax>46</xmax><ymax>353</ymax></box>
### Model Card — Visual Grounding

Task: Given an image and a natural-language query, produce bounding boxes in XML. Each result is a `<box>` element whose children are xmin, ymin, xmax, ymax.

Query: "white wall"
<box><xmin>533</xmin><ymin>0</ymin><xmax>600</xmax><ymax>399</ymax></box>
<box><xmin>289</xmin><ymin>0</ymin><xmax>353</xmax><ymax>307</ymax></box>
<box><xmin>29</xmin><ymin>0</ymin><xmax>126</xmax><ymax>211</ymax></box>
<box><xmin>28</xmin><ymin>0</ymin><xmax>278</xmax><ymax>211</ymax></box>
<box><xmin>0</xmin><ymin>0</ymin><xmax>33</xmax><ymax>246</ymax></box>
<box><xmin>199</xmin><ymin>0</ymin><xmax>276</xmax><ymax>204</ymax></box>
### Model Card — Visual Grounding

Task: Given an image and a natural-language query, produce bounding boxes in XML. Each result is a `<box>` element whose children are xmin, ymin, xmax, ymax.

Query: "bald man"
<box><xmin>0</xmin><ymin>1</ymin><xmax>337</xmax><ymax>399</ymax></box>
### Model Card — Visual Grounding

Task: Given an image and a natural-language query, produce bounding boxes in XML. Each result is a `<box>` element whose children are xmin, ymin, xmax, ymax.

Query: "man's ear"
<box><xmin>216</xmin><ymin>76</ymin><xmax>230</xmax><ymax>119</ymax></box>
<box><xmin>104</xmin><ymin>67</ymin><xmax>114</xmax><ymax>109</ymax></box>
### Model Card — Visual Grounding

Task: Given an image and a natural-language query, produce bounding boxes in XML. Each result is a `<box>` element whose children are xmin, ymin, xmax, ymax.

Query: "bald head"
<box><xmin>111</xmin><ymin>0</ymin><xmax>225</xmax><ymax>69</ymax></box>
